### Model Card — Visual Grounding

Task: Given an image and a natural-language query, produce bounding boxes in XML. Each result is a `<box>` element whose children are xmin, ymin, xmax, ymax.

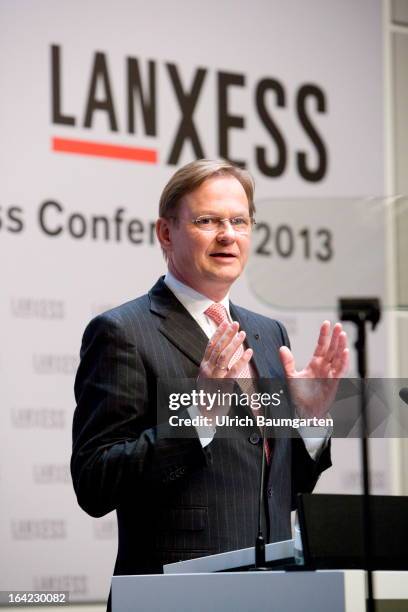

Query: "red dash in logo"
<box><xmin>52</xmin><ymin>137</ymin><xmax>157</xmax><ymax>164</ymax></box>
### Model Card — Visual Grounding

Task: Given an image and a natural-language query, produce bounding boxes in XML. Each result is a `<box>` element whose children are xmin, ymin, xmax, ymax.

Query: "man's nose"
<box><xmin>216</xmin><ymin>220</ymin><xmax>236</xmax><ymax>242</ymax></box>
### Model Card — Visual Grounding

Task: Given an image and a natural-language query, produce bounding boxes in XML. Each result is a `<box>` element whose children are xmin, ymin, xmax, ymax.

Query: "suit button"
<box><xmin>267</xmin><ymin>488</ymin><xmax>273</xmax><ymax>498</ymax></box>
<box><xmin>249</xmin><ymin>432</ymin><xmax>260</xmax><ymax>445</ymax></box>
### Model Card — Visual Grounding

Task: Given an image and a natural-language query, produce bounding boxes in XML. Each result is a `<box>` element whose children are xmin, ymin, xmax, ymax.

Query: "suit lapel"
<box><xmin>149</xmin><ymin>277</ymin><xmax>208</xmax><ymax>367</ymax></box>
<box><xmin>149</xmin><ymin>278</ymin><xmax>283</xmax><ymax>376</ymax></box>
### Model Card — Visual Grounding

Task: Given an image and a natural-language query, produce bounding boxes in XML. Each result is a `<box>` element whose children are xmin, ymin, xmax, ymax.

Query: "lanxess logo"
<box><xmin>51</xmin><ymin>44</ymin><xmax>328</xmax><ymax>182</ymax></box>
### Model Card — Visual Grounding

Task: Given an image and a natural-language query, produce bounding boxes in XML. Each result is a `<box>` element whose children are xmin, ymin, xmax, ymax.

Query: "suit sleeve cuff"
<box><xmin>188</xmin><ymin>404</ymin><xmax>216</xmax><ymax>448</ymax></box>
<box><xmin>297</xmin><ymin>415</ymin><xmax>333</xmax><ymax>461</ymax></box>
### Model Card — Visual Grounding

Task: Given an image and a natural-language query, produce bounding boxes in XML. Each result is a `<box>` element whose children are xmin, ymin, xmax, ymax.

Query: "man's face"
<box><xmin>160</xmin><ymin>175</ymin><xmax>252</xmax><ymax>300</ymax></box>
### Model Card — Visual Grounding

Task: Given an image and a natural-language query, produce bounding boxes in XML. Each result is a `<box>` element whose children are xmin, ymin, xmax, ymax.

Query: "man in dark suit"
<box><xmin>71</xmin><ymin>160</ymin><xmax>348</xmax><ymax>582</ymax></box>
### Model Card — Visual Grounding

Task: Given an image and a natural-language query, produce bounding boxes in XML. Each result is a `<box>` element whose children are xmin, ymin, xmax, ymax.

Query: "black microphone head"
<box><xmin>399</xmin><ymin>388</ymin><xmax>408</xmax><ymax>405</ymax></box>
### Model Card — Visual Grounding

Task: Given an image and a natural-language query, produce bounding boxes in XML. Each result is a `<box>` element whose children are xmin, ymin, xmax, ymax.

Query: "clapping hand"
<box><xmin>278</xmin><ymin>321</ymin><xmax>349</xmax><ymax>419</ymax></box>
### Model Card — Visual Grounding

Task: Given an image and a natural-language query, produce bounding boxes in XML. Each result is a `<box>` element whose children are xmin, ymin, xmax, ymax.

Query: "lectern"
<box><xmin>111</xmin><ymin>531</ymin><xmax>408</xmax><ymax>612</ymax></box>
<box><xmin>112</xmin><ymin>570</ymin><xmax>345</xmax><ymax>612</ymax></box>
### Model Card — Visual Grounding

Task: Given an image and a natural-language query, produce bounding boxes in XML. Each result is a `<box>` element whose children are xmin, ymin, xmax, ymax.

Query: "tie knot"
<box><xmin>204</xmin><ymin>303</ymin><xmax>229</xmax><ymax>327</ymax></box>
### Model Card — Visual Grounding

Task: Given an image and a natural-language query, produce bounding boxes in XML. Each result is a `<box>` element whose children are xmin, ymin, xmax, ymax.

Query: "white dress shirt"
<box><xmin>164</xmin><ymin>271</ymin><xmax>329</xmax><ymax>460</ymax></box>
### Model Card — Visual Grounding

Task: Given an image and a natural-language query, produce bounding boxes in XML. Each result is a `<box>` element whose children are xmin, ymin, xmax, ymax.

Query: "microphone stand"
<box><xmin>339</xmin><ymin>298</ymin><xmax>381</xmax><ymax>612</ymax></box>
<box><xmin>250</xmin><ymin>408</ymin><xmax>269</xmax><ymax>571</ymax></box>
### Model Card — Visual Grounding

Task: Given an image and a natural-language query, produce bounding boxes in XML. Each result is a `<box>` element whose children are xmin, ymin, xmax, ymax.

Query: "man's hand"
<box><xmin>279</xmin><ymin>320</ymin><xmax>349</xmax><ymax>419</ymax></box>
<box><xmin>198</xmin><ymin>320</ymin><xmax>253</xmax><ymax>380</ymax></box>
<box><xmin>196</xmin><ymin>321</ymin><xmax>253</xmax><ymax>423</ymax></box>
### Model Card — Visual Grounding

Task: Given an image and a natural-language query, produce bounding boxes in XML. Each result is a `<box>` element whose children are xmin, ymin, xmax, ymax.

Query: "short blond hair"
<box><xmin>159</xmin><ymin>159</ymin><xmax>255</xmax><ymax>218</ymax></box>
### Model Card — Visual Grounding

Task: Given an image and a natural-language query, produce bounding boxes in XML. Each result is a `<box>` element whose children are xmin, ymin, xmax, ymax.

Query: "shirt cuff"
<box><xmin>297</xmin><ymin>416</ymin><xmax>333</xmax><ymax>461</ymax></box>
<box><xmin>187</xmin><ymin>404</ymin><xmax>216</xmax><ymax>448</ymax></box>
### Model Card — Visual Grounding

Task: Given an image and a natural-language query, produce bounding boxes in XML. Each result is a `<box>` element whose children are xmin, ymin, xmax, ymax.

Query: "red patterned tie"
<box><xmin>204</xmin><ymin>303</ymin><xmax>271</xmax><ymax>463</ymax></box>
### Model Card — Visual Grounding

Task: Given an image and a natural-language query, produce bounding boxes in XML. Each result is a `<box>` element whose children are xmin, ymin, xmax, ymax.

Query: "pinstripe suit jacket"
<box><xmin>71</xmin><ymin>277</ymin><xmax>331</xmax><ymax>576</ymax></box>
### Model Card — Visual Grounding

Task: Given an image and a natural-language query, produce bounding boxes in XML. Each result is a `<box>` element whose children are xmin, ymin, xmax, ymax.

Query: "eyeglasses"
<box><xmin>178</xmin><ymin>215</ymin><xmax>256</xmax><ymax>234</ymax></box>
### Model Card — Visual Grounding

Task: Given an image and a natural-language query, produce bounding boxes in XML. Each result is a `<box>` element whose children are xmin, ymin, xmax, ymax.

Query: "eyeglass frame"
<box><xmin>165</xmin><ymin>214</ymin><xmax>256</xmax><ymax>234</ymax></box>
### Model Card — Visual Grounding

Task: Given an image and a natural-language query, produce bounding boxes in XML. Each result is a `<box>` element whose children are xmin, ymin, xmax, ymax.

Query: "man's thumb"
<box><xmin>279</xmin><ymin>346</ymin><xmax>296</xmax><ymax>377</ymax></box>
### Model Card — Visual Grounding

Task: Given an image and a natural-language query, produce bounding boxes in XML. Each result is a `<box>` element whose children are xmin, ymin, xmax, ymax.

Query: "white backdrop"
<box><xmin>1</xmin><ymin>0</ymin><xmax>387</xmax><ymax>602</ymax></box>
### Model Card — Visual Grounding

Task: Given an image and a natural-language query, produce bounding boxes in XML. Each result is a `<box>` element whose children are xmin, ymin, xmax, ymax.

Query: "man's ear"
<box><xmin>156</xmin><ymin>217</ymin><xmax>172</xmax><ymax>253</ymax></box>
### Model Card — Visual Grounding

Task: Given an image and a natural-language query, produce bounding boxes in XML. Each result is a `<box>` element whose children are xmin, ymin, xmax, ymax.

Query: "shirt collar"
<box><xmin>164</xmin><ymin>271</ymin><xmax>231</xmax><ymax>319</ymax></box>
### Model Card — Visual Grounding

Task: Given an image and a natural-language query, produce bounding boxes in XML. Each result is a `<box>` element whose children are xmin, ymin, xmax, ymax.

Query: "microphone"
<box><xmin>399</xmin><ymin>388</ymin><xmax>408</xmax><ymax>405</ymax></box>
<box><xmin>250</xmin><ymin>418</ymin><xmax>268</xmax><ymax>571</ymax></box>
<box><xmin>255</xmin><ymin>422</ymin><xmax>268</xmax><ymax>569</ymax></box>
<box><xmin>250</xmin><ymin>379</ymin><xmax>273</xmax><ymax>571</ymax></box>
